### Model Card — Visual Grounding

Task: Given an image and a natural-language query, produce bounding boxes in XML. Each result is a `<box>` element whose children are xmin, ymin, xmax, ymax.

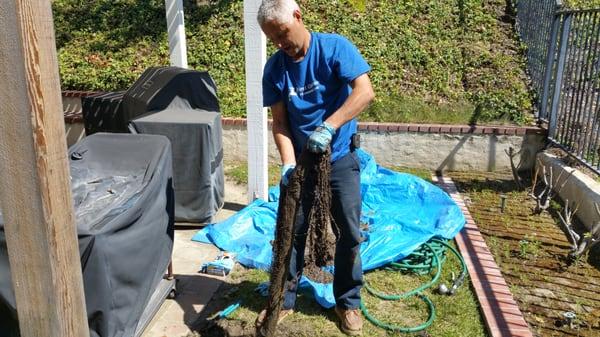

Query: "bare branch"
<box><xmin>567</xmin><ymin>202</ymin><xmax>600</xmax><ymax>258</ymax></box>
<box><xmin>557</xmin><ymin>199</ymin><xmax>580</xmax><ymax>251</ymax></box>
<box><xmin>572</xmin><ymin>237</ymin><xmax>599</xmax><ymax>257</ymax></box>
<box><xmin>531</xmin><ymin>161</ymin><xmax>574</xmax><ymax>215</ymax></box>
<box><xmin>533</xmin><ymin>164</ymin><xmax>552</xmax><ymax>213</ymax></box>
<box><xmin>505</xmin><ymin>147</ymin><xmax>524</xmax><ymax>190</ymax></box>
<box><xmin>531</xmin><ymin>159</ymin><xmax>540</xmax><ymax>197</ymax></box>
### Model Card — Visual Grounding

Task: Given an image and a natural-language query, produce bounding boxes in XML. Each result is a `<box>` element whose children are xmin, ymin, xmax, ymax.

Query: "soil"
<box><xmin>448</xmin><ymin>171</ymin><xmax>600</xmax><ymax>336</ymax></box>
<box><xmin>302</xmin><ymin>263</ymin><xmax>334</xmax><ymax>284</ymax></box>
<box><xmin>187</xmin><ymin>263</ymin><xmax>333</xmax><ymax>337</ymax></box>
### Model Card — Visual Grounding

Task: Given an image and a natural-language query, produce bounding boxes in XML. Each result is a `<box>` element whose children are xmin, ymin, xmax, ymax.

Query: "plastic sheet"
<box><xmin>70</xmin><ymin>167</ymin><xmax>145</xmax><ymax>230</ymax></box>
<box><xmin>192</xmin><ymin>149</ymin><xmax>465</xmax><ymax>308</ymax></box>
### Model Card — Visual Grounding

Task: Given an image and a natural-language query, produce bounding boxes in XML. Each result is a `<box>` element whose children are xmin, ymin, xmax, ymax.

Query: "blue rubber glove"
<box><xmin>254</xmin><ymin>281</ymin><xmax>270</xmax><ymax>297</ymax></box>
<box><xmin>281</xmin><ymin>163</ymin><xmax>296</xmax><ymax>186</ymax></box>
<box><xmin>307</xmin><ymin>122</ymin><xmax>336</xmax><ymax>153</ymax></box>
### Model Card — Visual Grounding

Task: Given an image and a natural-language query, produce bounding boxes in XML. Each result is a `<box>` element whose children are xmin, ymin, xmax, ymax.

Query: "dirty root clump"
<box><xmin>260</xmin><ymin>149</ymin><xmax>338</xmax><ymax>337</ymax></box>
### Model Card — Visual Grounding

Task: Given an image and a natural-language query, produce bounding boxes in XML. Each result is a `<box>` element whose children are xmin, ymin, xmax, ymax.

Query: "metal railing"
<box><xmin>517</xmin><ymin>0</ymin><xmax>560</xmax><ymax>109</ymax></box>
<box><xmin>517</xmin><ymin>0</ymin><xmax>600</xmax><ymax>175</ymax></box>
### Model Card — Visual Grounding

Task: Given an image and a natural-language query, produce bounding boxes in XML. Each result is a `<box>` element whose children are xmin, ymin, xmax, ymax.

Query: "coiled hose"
<box><xmin>359</xmin><ymin>238</ymin><xmax>467</xmax><ymax>333</ymax></box>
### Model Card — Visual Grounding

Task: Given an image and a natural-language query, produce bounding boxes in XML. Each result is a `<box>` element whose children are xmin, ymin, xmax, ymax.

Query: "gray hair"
<box><xmin>257</xmin><ymin>0</ymin><xmax>300</xmax><ymax>25</ymax></box>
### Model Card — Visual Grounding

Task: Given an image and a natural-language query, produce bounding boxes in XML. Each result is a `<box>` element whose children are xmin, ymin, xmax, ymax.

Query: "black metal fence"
<box><xmin>517</xmin><ymin>0</ymin><xmax>600</xmax><ymax>174</ymax></box>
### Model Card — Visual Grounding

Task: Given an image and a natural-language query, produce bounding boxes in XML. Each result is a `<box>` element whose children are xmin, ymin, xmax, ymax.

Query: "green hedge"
<box><xmin>53</xmin><ymin>0</ymin><xmax>537</xmax><ymax>124</ymax></box>
<box><xmin>564</xmin><ymin>0</ymin><xmax>600</xmax><ymax>9</ymax></box>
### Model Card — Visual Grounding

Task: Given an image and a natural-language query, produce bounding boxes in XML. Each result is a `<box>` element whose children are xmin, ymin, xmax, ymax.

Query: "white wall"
<box><xmin>221</xmin><ymin>123</ymin><xmax>545</xmax><ymax>172</ymax></box>
<box><xmin>537</xmin><ymin>152</ymin><xmax>600</xmax><ymax>231</ymax></box>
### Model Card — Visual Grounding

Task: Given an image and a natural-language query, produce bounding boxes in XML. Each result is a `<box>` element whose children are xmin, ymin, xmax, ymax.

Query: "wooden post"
<box><xmin>0</xmin><ymin>1</ymin><xmax>89</xmax><ymax>337</ymax></box>
<box><xmin>244</xmin><ymin>0</ymin><xmax>269</xmax><ymax>202</ymax></box>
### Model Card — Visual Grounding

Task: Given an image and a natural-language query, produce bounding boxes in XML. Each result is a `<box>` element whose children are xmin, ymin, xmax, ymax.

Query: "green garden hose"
<box><xmin>360</xmin><ymin>238</ymin><xmax>467</xmax><ymax>333</ymax></box>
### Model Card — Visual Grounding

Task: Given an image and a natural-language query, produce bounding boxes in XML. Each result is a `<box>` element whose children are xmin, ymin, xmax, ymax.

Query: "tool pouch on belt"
<box><xmin>350</xmin><ymin>134</ymin><xmax>361</xmax><ymax>152</ymax></box>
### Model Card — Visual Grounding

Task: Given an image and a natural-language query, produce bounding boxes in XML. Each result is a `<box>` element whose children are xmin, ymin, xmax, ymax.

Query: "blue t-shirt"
<box><xmin>262</xmin><ymin>32</ymin><xmax>371</xmax><ymax>162</ymax></box>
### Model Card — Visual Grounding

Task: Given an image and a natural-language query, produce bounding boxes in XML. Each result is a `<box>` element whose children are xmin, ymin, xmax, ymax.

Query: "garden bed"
<box><xmin>448</xmin><ymin>171</ymin><xmax>600</xmax><ymax>336</ymax></box>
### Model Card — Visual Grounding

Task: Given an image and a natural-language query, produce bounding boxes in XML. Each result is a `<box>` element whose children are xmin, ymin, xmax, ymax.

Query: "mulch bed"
<box><xmin>448</xmin><ymin>171</ymin><xmax>600</xmax><ymax>337</ymax></box>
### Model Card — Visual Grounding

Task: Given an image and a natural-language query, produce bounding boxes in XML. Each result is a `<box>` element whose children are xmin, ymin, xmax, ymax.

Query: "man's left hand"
<box><xmin>307</xmin><ymin>122</ymin><xmax>336</xmax><ymax>153</ymax></box>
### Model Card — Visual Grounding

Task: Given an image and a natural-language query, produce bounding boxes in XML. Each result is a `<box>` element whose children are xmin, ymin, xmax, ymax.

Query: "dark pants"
<box><xmin>283</xmin><ymin>151</ymin><xmax>363</xmax><ymax>310</ymax></box>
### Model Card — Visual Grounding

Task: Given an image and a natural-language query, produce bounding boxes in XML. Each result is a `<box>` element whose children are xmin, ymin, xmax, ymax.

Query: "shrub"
<box><xmin>53</xmin><ymin>0</ymin><xmax>539</xmax><ymax>124</ymax></box>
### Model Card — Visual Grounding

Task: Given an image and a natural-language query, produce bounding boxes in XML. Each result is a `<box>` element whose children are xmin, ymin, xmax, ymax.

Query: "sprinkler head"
<box><xmin>562</xmin><ymin>311</ymin><xmax>577</xmax><ymax>329</ymax></box>
<box><xmin>499</xmin><ymin>194</ymin><xmax>507</xmax><ymax>213</ymax></box>
<box><xmin>437</xmin><ymin>283</ymin><xmax>450</xmax><ymax>295</ymax></box>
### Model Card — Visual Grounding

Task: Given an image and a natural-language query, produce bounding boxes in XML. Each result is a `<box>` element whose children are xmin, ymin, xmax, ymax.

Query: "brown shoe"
<box><xmin>335</xmin><ymin>307</ymin><xmax>363</xmax><ymax>336</ymax></box>
<box><xmin>255</xmin><ymin>308</ymin><xmax>294</xmax><ymax>329</ymax></box>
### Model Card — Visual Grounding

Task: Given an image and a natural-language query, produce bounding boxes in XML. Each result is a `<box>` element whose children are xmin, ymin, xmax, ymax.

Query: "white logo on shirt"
<box><xmin>288</xmin><ymin>81</ymin><xmax>321</xmax><ymax>100</ymax></box>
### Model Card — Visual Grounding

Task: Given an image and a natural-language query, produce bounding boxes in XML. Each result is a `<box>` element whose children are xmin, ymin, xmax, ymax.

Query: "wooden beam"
<box><xmin>244</xmin><ymin>0</ymin><xmax>269</xmax><ymax>202</ymax></box>
<box><xmin>0</xmin><ymin>1</ymin><xmax>89</xmax><ymax>336</ymax></box>
<box><xmin>165</xmin><ymin>0</ymin><xmax>188</xmax><ymax>68</ymax></box>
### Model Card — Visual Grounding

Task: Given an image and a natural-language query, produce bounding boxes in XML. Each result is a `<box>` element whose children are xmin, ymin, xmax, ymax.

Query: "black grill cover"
<box><xmin>81</xmin><ymin>66</ymin><xmax>219</xmax><ymax>136</ymax></box>
<box><xmin>122</xmin><ymin>66</ymin><xmax>219</xmax><ymax>120</ymax></box>
<box><xmin>130</xmin><ymin>108</ymin><xmax>224</xmax><ymax>223</ymax></box>
<box><xmin>0</xmin><ymin>133</ymin><xmax>174</xmax><ymax>337</ymax></box>
<box><xmin>82</xmin><ymin>91</ymin><xmax>126</xmax><ymax>134</ymax></box>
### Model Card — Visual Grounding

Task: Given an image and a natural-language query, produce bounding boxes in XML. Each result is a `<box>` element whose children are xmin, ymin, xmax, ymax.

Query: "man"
<box><xmin>256</xmin><ymin>0</ymin><xmax>375</xmax><ymax>335</ymax></box>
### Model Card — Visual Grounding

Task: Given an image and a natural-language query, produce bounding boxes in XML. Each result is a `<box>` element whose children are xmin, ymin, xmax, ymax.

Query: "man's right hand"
<box><xmin>281</xmin><ymin>164</ymin><xmax>296</xmax><ymax>186</ymax></box>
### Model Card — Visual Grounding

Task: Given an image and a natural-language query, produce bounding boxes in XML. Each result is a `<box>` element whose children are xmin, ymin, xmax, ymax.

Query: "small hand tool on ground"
<box><xmin>202</xmin><ymin>301</ymin><xmax>241</xmax><ymax>331</ymax></box>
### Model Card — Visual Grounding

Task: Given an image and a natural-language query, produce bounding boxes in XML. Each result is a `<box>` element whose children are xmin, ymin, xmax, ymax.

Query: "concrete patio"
<box><xmin>141</xmin><ymin>177</ymin><xmax>249</xmax><ymax>337</ymax></box>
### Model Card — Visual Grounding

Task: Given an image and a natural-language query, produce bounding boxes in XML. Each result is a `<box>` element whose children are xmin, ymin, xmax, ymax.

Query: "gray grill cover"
<box><xmin>0</xmin><ymin>133</ymin><xmax>174</xmax><ymax>337</ymax></box>
<box><xmin>130</xmin><ymin>108</ymin><xmax>224</xmax><ymax>223</ymax></box>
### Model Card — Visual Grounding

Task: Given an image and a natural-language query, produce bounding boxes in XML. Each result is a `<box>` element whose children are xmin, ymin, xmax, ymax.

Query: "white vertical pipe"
<box><xmin>165</xmin><ymin>0</ymin><xmax>188</xmax><ymax>68</ymax></box>
<box><xmin>243</xmin><ymin>0</ymin><xmax>268</xmax><ymax>202</ymax></box>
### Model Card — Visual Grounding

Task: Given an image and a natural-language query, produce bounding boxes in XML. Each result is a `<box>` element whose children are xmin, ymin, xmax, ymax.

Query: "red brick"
<box><xmin>472</xmin><ymin>126</ymin><xmax>484</xmax><ymax>134</ymax></box>
<box><xmin>461</xmin><ymin>126</ymin><xmax>474</xmax><ymax>133</ymax></box>
<box><xmin>418</xmin><ymin>125</ymin><xmax>431</xmax><ymax>133</ymax></box>
<box><xmin>473</xmin><ymin>284</ymin><xmax>514</xmax><ymax>297</ymax></box>
<box><xmin>467</xmin><ymin>241</ymin><xmax>491</xmax><ymax>251</ymax></box>
<box><xmin>481</xmin><ymin>306</ymin><xmax>529</xmax><ymax>328</ymax></box>
<box><xmin>398</xmin><ymin>124</ymin><xmax>409</xmax><ymax>132</ymax></box>
<box><xmin>516</xmin><ymin>128</ymin><xmax>526</xmax><ymax>135</ymax></box>
<box><xmin>387</xmin><ymin>124</ymin><xmax>400</xmax><ymax>132</ymax></box>
<box><xmin>408</xmin><ymin>125</ymin><xmax>419</xmax><ymax>132</ymax></box>
<box><xmin>528</xmin><ymin>128</ymin><xmax>547</xmax><ymax>136</ymax></box>
<box><xmin>479</xmin><ymin>295</ymin><xmax>519</xmax><ymax>308</ymax></box>
<box><xmin>440</xmin><ymin>126</ymin><xmax>451</xmax><ymax>132</ymax></box>
<box><xmin>489</xmin><ymin>327</ymin><xmax>533</xmax><ymax>337</ymax></box>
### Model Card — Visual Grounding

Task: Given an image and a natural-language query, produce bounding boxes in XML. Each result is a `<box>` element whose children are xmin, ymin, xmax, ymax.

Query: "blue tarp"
<box><xmin>192</xmin><ymin>149</ymin><xmax>465</xmax><ymax>308</ymax></box>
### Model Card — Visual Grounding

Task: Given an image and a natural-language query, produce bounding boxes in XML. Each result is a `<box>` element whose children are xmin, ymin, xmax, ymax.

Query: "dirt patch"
<box><xmin>302</xmin><ymin>264</ymin><xmax>333</xmax><ymax>284</ymax></box>
<box><xmin>449</xmin><ymin>171</ymin><xmax>600</xmax><ymax>336</ymax></box>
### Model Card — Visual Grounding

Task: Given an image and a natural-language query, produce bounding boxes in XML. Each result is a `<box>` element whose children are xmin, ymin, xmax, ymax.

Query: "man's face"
<box><xmin>261</xmin><ymin>10</ymin><xmax>306</xmax><ymax>59</ymax></box>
